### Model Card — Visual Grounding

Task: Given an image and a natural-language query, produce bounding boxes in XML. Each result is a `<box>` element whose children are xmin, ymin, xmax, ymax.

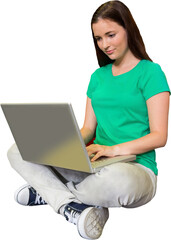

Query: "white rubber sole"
<box><xmin>77</xmin><ymin>207</ymin><xmax>109</xmax><ymax>239</ymax></box>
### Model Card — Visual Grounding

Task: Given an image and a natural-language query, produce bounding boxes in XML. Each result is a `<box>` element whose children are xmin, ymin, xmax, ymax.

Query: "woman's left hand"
<box><xmin>86</xmin><ymin>144</ymin><xmax>120</xmax><ymax>162</ymax></box>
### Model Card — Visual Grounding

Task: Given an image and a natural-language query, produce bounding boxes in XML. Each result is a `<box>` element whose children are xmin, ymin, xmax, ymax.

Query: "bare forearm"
<box><xmin>86</xmin><ymin>131</ymin><xmax>167</xmax><ymax>162</ymax></box>
<box><xmin>80</xmin><ymin>127</ymin><xmax>95</xmax><ymax>145</ymax></box>
<box><xmin>115</xmin><ymin>131</ymin><xmax>167</xmax><ymax>156</ymax></box>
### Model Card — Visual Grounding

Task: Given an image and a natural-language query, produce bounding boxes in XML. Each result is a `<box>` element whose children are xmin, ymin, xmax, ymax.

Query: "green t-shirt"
<box><xmin>87</xmin><ymin>60</ymin><xmax>170</xmax><ymax>175</ymax></box>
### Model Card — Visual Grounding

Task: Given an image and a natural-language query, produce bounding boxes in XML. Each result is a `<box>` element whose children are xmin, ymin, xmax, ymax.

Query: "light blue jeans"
<box><xmin>7</xmin><ymin>143</ymin><xmax>157</xmax><ymax>212</ymax></box>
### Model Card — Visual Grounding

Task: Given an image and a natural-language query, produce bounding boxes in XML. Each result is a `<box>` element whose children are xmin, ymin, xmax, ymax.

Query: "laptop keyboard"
<box><xmin>90</xmin><ymin>155</ymin><xmax>108</xmax><ymax>168</ymax></box>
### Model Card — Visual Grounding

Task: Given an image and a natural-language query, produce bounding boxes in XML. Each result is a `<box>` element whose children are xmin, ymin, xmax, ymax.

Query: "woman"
<box><xmin>7</xmin><ymin>1</ymin><xmax>170</xmax><ymax>239</ymax></box>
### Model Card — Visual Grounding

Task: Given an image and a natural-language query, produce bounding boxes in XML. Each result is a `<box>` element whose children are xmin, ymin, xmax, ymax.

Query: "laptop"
<box><xmin>1</xmin><ymin>103</ymin><xmax>136</xmax><ymax>173</ymax></box>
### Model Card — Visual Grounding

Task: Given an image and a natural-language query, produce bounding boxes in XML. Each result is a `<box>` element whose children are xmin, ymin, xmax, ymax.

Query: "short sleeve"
<box><xmin>140</xmin><ymin>63</ymin><xmax>170</xmax><ymax>101</ymax></box>
<box><xmin>86</xmin><ymin>72</ymin><xmax>98</xmax><ymax>99</ymax></box>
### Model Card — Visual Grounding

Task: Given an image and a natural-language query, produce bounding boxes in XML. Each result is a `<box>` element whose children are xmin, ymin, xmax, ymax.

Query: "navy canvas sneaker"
<box><xmin>14</xmin><ymin>184</ymin><xmax>47</xmax><ymax>206</ymax></box>
<box><xmin>63</xmin><ymin>202</ymin><xmax>109</xmax><ymax>239</ymax></box>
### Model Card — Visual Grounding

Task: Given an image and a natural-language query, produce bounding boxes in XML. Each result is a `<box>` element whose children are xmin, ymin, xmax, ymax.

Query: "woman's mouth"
<box><xmin>106</xmin><ymin>49</ymin><xmax>115</xmax><ymax>55</ymax></box>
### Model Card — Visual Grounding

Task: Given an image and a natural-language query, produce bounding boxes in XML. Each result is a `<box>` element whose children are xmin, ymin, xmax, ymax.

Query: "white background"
<box><xmin>0</xmin><ymin>0</ymin><xmax>170</xmax><ymax>239</ymax></box>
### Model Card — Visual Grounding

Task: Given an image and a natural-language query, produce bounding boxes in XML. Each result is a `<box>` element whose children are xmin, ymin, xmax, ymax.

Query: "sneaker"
<box><xmin>63</xmin><ymin>202</ymin><xmax>109</xmax><ymax>239</ymax></box>
<box><xmin>14</xmin><ymin>184</ymin><xmax>47</xmax><ymax>206</ymax></box>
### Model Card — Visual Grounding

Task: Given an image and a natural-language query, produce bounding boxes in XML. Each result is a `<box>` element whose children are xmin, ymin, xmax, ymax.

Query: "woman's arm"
<box><xmin>87</xmin><ymin>92</ymin><xmax>170</xmax><ymax>162</ymax></box>
<box><xmin>80</xmin><ymin>97</ymin><xmax>97</xmax><ymax>145</ymax></box>
<box><xmin>117</xmin><ymin>91</ymin><xmax>170</xmax><ymax>154</ymax></box>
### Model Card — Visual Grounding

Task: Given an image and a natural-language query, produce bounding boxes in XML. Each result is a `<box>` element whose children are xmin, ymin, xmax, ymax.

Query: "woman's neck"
<box><xmin>112</xmin><ymin>49</ymin><xmax>140</xmax><ymax>76</ymax></box>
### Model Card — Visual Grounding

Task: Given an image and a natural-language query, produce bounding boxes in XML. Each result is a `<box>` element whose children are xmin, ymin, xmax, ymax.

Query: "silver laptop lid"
<box><xmin>1</xmin><ymin>103</ymin><xmax>93</xmax><ymax>173</ymax></box>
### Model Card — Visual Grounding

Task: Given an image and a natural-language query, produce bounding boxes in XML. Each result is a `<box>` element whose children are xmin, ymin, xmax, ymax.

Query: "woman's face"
<box><xmin>92</xmin><ymin>18</ymin><xmax>129</xmax><ymax>61</ymax></box>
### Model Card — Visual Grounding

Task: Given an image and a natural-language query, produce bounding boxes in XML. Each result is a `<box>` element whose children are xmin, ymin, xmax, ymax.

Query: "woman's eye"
<box><xmin>109</xmin><ymin>34</ymin><xmax>115</xmax><ymax>38</ymax></box>
<box><xmin>95</xmin><ymin>37</ymin><xmax>101</xmax><ymax>42</ymax></box>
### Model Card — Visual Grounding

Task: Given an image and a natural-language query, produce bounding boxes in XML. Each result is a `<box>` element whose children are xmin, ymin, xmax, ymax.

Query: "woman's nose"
<box><xmin>102</xmin><ymin>39</ymin><xmax>110</xmax><ymax>50</ymax></box>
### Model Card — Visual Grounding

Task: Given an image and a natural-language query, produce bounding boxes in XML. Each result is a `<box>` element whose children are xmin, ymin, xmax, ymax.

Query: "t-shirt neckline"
<box><xmin>110</xmin><ymin>60</ymin><xmax>143</xmax><ymax>78</ymax></box>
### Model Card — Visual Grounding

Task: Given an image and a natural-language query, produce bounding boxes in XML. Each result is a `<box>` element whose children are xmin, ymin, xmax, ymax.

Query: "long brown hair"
<box><xmin>91</xmin><ymin>0</ymin><xmax>152</xmax><ymax>67</ymax></box>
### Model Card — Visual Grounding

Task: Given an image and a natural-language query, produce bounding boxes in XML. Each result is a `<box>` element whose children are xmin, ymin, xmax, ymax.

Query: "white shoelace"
<box><xmin>35</xmin><ymin>193</ymin><xmax>46</xmax><ymax>205</ymax></box>
<box><xmin>64</xmin><ymin>208</ymin><xmax>81</xmax><ymax>225</ymax></box>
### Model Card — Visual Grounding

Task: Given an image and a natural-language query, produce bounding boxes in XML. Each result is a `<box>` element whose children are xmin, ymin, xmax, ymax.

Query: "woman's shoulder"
<box><xmin>140</xmin><ymin>59</ymin><xmax>162</xmax><ymax>72</ymax></box>
<box><xmin>91</xmin><ymin>63</ymin><xmax>112</xmax><ymax>77</ymax></box>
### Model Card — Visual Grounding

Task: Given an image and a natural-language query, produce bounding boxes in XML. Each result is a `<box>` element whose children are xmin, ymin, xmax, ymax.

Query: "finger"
<box><xmin>86</xmin><ymin>144</ymin><xmax>99</xmax><ymax>156</ymax></box>
<box><xmin>86</xmin><ymin>144</ymin><xmax>98</xmax><ymax>151</ymax></box>
<box><xmin>86</xmin><ymin>144</ymin><xmax>94</xmax><ymax>153</ymax></box>
<box><xmin>86</xmin><ymin>148</ymin><xmax>96</xmax><ymax>157</ymax></box>
<box><xmin>91</xmin><ymin>151</ymin><xmax>103</xmax><ymax>162</ymax></box>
